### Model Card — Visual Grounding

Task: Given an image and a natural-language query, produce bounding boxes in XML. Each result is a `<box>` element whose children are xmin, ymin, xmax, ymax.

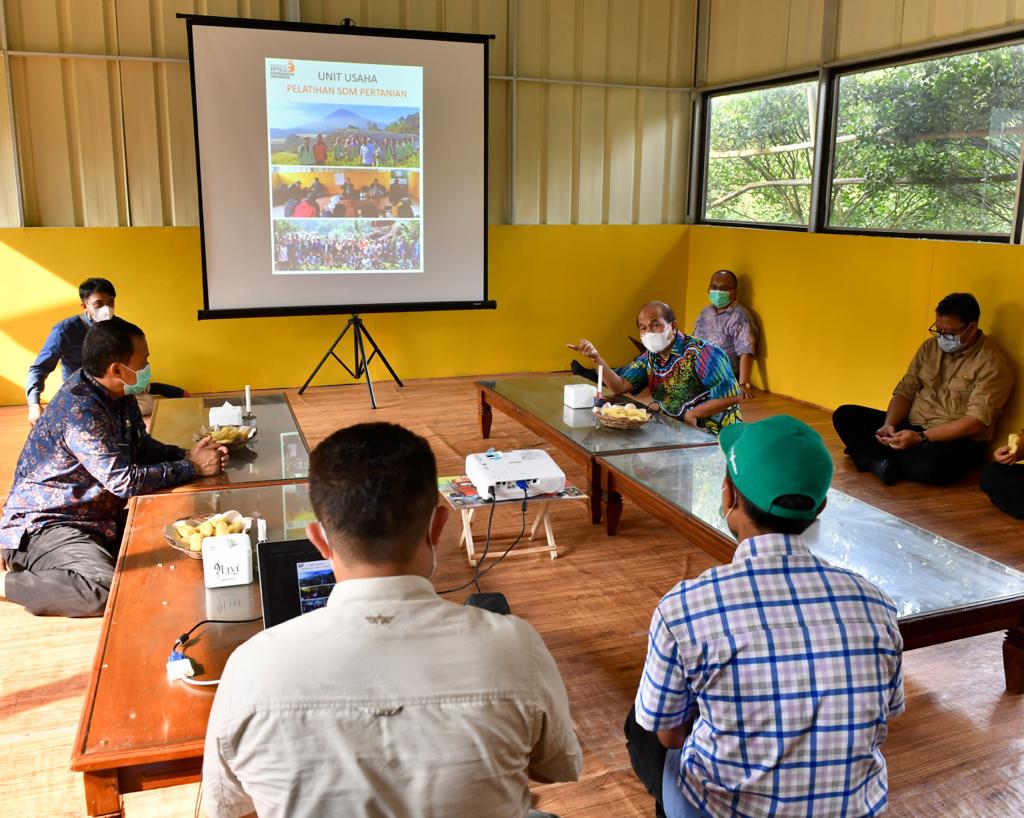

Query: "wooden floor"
<box><xmin>2</xmin><ymin>375</ymin><xmax>1023</xmax><ymax>818</ymax></box>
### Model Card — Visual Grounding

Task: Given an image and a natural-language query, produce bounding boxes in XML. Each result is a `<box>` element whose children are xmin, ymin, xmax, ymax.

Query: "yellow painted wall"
<box><xmin>1</xmin><ymin>225</ymin><xmax>688</xmax><ymax>407</ymax></box>
<box><xmin>686</xmin><ymin>225</ymin><xmax>1024</xmax><ymax>444</ymax></box>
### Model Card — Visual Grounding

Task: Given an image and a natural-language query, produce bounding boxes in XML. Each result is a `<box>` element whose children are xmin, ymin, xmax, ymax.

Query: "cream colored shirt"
<box><xmin>202</xmin><ymin>575</ymin><xmax>582</xmax><ymax>818</ymax></box>
<box><xmin>893</xmin><ymin>335</ymin><xmax>1013</xmax><ymax>441</ymax></box>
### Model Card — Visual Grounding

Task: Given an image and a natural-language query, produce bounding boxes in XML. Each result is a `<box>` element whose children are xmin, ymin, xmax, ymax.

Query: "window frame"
<box><xmin>696</xmin><ymin>72</ymin><xmax>821</xmax><ymax>232</ymax></box>
<box><xmin>692</xmin><ymin>28</ymin><xmax>1024</xmax><ymax>244</ymax></box>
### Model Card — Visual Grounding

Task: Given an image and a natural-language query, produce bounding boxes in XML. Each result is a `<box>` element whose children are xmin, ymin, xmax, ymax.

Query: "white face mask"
<box><xmin>91</xmin><ymin>305</ymin><xmax>114</xmax><ymax>322</ymax></box>
<box><xmin>641</xmin><ymin>327</ymin><xmax>675</xmax><ymax>354</ymax></box>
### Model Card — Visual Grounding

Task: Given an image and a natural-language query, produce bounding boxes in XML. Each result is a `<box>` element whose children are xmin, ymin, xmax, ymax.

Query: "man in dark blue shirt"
<box><xmin>2</xmin><ymin>318</ymin><xmax>227</xmax><ymax>617</ymax></box>
<box><xmin>26</xmin><ymin>277</ymin><xmax>187</xmax><ymax>425</ymax></box>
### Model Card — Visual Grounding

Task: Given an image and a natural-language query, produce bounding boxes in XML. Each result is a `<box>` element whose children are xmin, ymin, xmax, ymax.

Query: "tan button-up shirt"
<box><xmin>893</xmin><ymin>335</ymin><xmax>1013</xmax><ymax>441</ymax></box>
<box><xmin>203</xmin><ymin>575</ymin><xmax>582</xmax><ymax>818</ymax></box>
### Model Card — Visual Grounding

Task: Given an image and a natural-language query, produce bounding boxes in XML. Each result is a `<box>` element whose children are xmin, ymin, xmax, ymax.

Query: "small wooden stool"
<box><xmin>438</xmin><ymin>476</ymin><xmax>589</xmax><ymax>567</ymax></box>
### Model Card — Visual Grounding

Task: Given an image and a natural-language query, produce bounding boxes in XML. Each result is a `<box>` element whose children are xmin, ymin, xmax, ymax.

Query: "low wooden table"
<box><xmin>598</xmin><ymin>446</ymin><xmax>1024</xmax><ymax>692</ymax></box>
<box><xmin>438</xmin><ymin>476</ymin><xmax>588</xmax><ymax>565</ymax></box>
<box><xmin>477</xmin><ymin>376</ymin><xmax>716</xmax><ymax>525</ymax></box>
<box><xmin>71</xmin><ymin>483</ymin><xmax>313</xmax><ymax>817</ymax></box>
<box><xmin>148</xmin><ymin>393</ymin><xmax>309</xmax><ymax>492</ymax></box>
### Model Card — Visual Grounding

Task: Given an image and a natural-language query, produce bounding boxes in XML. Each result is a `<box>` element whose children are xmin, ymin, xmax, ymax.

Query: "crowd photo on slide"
<box><xmin>270</xmin><ymin>169</ymin><xmax>420</xmax><ymax>220</ymax></box>
<box><xmin>273</xmin><ymin>218</ymin><xmax>421</xmax><ymax>272</ymax></box>
<box><xmin>268</xmin><ymin>101</ymin><xmax>421</xmax><ymax>168</ymax></box>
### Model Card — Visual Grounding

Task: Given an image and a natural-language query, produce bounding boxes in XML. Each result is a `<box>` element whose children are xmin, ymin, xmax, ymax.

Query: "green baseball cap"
<box><xmin>718</xmin><ymin>415</ymin><xmax>833</xmax><ymax>520</ymax></box>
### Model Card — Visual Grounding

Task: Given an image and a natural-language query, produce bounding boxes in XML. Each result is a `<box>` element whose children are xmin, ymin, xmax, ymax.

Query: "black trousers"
<box><xmin>150</xmin><ymin>381</ymin><xmax>186</xmax><ymax>398</ymax></box>
<box><xmin>625</xmin><ymin>706</ymin><xmax>670</xmax><ymax>818</ymax></box>
<box><xmin>832</xmin><ymin>404</ymin><xmax>985</xmax><ymax>485</ymax></box>
<box><xmin>3</xmin><ymin>525</ymin><xmax>116</xmax><ymax>617</ymax></box>
<box><xmin>981</xmin><ymin>462</ymin><xmax>1024</xmax><ymax>519</ymax></box>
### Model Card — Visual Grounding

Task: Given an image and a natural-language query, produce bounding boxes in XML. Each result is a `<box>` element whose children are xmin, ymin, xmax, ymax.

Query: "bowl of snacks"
<box><xmin>165</xmin><ymin>510</ymin><xmax>253</xmax><ymax>559</ymax></box>
<box><xmin>595</xmin><ymin>402</ymin><xmax>652</xmax><ymax>429</ymax></box>
<box><xmin>195</xmin><ymin>424</ymin><xmax>256</xmax><ymax>450</ymax></box>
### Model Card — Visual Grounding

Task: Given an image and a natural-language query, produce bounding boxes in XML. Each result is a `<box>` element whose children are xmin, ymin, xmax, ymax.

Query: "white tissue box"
<box><xmin>209</xmin><ymin>401</ymin><xmax>243</xmax><ymax>427</ymax></box>
<box><xmin>564</xmin><ymin>383</ymin><xmax>597</xmax><ymax>409</ymax></box>
<box><xmin>202</xmin><ymin>533</ymin><xmax>253</xmax><ymax>588</ymax></box>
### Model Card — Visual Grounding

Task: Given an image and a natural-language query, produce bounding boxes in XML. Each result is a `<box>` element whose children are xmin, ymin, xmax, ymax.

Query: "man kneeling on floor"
<box><xmin>0</xmin><ymin>317</ymin><xmax>227</xmax><ymax>617</ymax></box>
<box><xmin>832</xmin><ymin>292</ymin><xmax>1013</xmax><ymax>486</ymax></box>
<box><xmin>203</xmin><ymin>422</ymin><xmax>583</xmax><ymax>818</ymax></box>
<box><xmin>626</xmin><ymin>415</ymin><xmax>905</xmax><ymax>818</ymax></box>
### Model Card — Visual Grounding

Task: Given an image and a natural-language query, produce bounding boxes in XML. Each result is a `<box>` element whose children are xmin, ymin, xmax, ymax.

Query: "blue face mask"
<box><xmin>937</xmin><ymin>334</ymin><xmax>964</xmax><ymax>355</ymax></box>
<box><xmin>120</xmin><ymin>363</ymin><xmax>152</xmax><ymax>396</ymax></box>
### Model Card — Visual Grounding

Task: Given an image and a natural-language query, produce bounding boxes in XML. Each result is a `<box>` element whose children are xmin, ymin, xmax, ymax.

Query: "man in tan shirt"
<box><xmin>833</xmin><ymin>292</ymin><xmax>1013</xmax><ymax>486</ymax></box>
<box><xmin>203</xmin><ymin>422</ymin><xmax>583</xmax><ymax>818</ymax></box>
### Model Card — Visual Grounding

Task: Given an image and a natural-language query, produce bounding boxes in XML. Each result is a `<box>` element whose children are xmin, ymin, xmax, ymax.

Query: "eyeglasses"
<box><xmin>927</xmin><ymin>323</ymin><xmax>967</xmax><ymax>342</ymax></box>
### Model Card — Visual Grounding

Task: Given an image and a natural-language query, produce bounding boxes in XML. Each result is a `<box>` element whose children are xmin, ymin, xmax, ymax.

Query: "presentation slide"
<box><xmin>266</xmin><ymin>59</ymin><xmax>423</xmax><ymax>275</ymax></box>
<box><xmin>187</xmin><ymin>19</ymin><xmax>491</xmax><ymax>316</ymax></box>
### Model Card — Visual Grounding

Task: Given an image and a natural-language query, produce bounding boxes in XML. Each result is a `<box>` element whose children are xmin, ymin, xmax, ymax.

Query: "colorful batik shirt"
<box><xmin>0</xmin><ymin>370</ymin><xmax>195</xmax><ymax>550</ymax></box>
<box><xmin>636</xmin><ymin>533</ymin><xmax>905</xmax><ymax>818</ymax></box>
<box><xmin>618</xmin><ymin>332</ymin><xmax>741</xmax><ymax>435</ymax></box>
<box><xmin>692</xmin><ymin>302</ymin><xmax>758</xmax><ymax>376</ymax></box>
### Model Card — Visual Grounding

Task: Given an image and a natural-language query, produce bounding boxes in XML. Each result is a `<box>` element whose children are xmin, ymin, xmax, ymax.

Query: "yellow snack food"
<box><xmin>189</xmin><ymin>532</ymin><xmax>204</xmax><ymax>551</ymax></box>
<box><xmin>227</xmin><ymin>520</ymin><xmax>245</xmax><ymax>534</ymax></box>
<box><xmin>198</xmin><ymin>521</ymin><xmax>215</xmax><ymax>537</ymax></box>
<box><xmin>215</xmin><ymin>521</ymin><xmax>229</xmax><ymax>537</ymax></box>
<box><xmin>1009</xmin><ymin>432</ymin><xmax>1020</xmax><ymax>456</ymax></box>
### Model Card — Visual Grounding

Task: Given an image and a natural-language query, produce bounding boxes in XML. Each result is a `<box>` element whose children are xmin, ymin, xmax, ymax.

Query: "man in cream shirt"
<box><xmin>203</xmin><ymin>422</ymin><xmax>582</xmax><ymax>818</ymax></box>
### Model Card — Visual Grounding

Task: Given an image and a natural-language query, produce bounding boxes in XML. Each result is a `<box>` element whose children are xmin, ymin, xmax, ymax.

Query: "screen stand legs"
<box><xmin>298</xmin><ymin>314</ymin><xmax>404</xmax><ymax>408</ymax></box>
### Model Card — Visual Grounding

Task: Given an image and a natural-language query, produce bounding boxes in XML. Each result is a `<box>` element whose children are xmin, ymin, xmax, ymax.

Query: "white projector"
<box><xmin>466</xmin><ymin>449</ymin><xmax>566</xmax><ymax>500</ymax></box>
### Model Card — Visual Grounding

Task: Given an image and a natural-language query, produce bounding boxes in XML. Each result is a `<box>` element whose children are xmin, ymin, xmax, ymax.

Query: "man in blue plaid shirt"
<box><xmin>627</xmin><ymin>415</ymin><xmax>905</xmax><ymax>818</ymax></box>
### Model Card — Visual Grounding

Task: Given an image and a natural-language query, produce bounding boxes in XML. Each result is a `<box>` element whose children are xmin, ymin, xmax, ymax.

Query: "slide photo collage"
<box><xmin>266</xmin><ymin>58</ymin><xmax>423</xmax><ymax>274</ymax></box>
<box><xmin>296</xmin><ymin>559</ymin><xmax>336</xmax><ymax>615</ymax></box>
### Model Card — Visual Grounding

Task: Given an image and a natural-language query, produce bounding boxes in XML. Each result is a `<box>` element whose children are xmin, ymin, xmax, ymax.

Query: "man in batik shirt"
<box><xmin>0</xmin><ymin>318</ymin><xmax>227</xmax><ymax>617</ymax></box>
<box><xmin>569</xmin><ymin>301</ymin><xmax>741</xmax><ymax>435</ymax></box>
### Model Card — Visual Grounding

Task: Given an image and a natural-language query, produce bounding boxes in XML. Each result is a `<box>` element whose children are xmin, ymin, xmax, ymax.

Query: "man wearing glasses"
<box><xmin>832</xmin><ymin>292</ymin><xmax>1013</xmax><ymax>486</ymax></box>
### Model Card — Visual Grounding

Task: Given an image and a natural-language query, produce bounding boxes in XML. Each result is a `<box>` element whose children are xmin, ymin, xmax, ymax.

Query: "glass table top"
<box><xmin>480</xmin><ymin>376</ymin><xmax>716</xmax><ymax>454</ymax></box>
<box><xmin>602</xmin><ymin>447</ymin><xmax>1024</xmax><ymax>619</ymax></box>
<box><xmin>149</xmin><ymin>393</ymin><xmax>309</xmax><ymax>484</ymax></box>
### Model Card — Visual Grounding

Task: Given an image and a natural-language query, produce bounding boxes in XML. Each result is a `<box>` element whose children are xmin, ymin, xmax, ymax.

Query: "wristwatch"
<box><xmin>917</xmin><ymin>430</ymin><xmax>929</xmax><ymax>446</ymax></box>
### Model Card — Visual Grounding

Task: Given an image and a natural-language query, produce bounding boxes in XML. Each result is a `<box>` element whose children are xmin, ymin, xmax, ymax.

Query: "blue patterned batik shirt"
<box><xmin>618</xmin><ymin>332</ymin><xmax>741</xmax><ymax>435</ymax></box>
<box><xmin>636</xmin><ymin>533</ymin><xmax>904</xmax><ymax>818</ymax></box>
<box><xmin>1</xmin><ymin>370</ymin><xmax>195</xmax><ymax>550</ymax></box>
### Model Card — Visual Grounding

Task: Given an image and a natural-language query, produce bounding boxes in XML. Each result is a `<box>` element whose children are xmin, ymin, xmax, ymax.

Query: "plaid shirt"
<box><xmin>636</xmin><ymin>533</ymin><xmax>904</xmax><ymax>818</ymax></box>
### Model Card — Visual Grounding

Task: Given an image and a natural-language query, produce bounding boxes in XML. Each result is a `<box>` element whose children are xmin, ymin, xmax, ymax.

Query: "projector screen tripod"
<box><xmin>298</xmin><ymin>315</ymin><xmax>403</xmax><ymax>408</ymax></box>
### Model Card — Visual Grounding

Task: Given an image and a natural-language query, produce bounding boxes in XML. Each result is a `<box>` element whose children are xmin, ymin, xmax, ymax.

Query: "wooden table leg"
<box><xmin>83</xmin><ymin>770</ymin><xmax>123</xmax><ymax>818</ymax></box>
<box><xmin>461</xmin><ymin>509</ymin><xmax>477</xmax><ymax>567</ymax></box>
<box><xmin>589</xmin><ymin>460</ymin><xmax>602</xmax><ymax>525</ymax></box>
<box><xmin>603</xmin><ymin>471</ymin><xmax>623</xmax><ymax>536</ymax></box>
<box><xmin>479</xmin><ymin>390</ymin><xmax>493</xmax><ymax>438</ymax></box>
<box><xmin>1004</xmin><ymin>625</ymin><xmax>1024</xmax><ymax>693</ymax></box>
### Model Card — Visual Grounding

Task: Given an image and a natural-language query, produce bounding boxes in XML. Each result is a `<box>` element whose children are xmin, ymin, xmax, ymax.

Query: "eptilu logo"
<box><xmin>269</xmin><ymin>60</ymin><xmax>295</xmax><ymax>79</ymax></box>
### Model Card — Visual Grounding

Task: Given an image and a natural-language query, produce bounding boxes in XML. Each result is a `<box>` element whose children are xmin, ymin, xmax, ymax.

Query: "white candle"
<box><xmin>244</xmin><ymin>385</ymin><xmax>252</xmax><ymax>415</ymax></box>
<box><xmin>596</xmin><ymin>365</ymin><xmax>603</xmax><ymax>400</ymax></box>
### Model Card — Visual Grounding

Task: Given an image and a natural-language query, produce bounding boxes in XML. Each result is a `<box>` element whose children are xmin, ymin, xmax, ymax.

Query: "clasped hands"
<box><xmin>188</xmin><ymin>436</ymin><xmax>230</xmax><ymax>476</ymax></box>
<box><xmin>875</xmin><ymin>425</ymin><xmax>920</xmax><ymax>451</ymax></box>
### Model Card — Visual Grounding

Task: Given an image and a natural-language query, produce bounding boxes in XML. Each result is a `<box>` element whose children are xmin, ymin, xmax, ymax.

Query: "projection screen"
<box><xmin>184</xmin><ymin>16</ymin><xmax>494</xmax><ymax>318</ymax></box>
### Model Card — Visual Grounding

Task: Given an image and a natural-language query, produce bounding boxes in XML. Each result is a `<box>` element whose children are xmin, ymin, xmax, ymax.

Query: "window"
<box><xmin>829</xmin><ymin>44</ymin><xmax>1024</xmax><ymax>236</ymax></box>
<box><xmin>703</xmin><ymin>80</ymin><xmax>819</xmax><ymax>226</ymax></box>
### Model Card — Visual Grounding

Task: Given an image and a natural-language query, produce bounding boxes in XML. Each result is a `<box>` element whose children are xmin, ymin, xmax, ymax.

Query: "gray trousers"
<box><xmin>3</xmin><ymin>525</ymin><xmax>115</xmax><ymax>617</ymax></box>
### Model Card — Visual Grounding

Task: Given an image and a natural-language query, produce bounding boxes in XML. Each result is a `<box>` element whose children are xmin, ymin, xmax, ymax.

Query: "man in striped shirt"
<box><xmin>627</xmin><ymin>415</ymin><xmax>905</xmax><ymax>818</ymax></box>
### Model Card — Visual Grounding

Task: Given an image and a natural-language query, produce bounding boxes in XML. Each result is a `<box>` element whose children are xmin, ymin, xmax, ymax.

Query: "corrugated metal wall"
<box><xmin>2</xmin><ymin>0</ymin><xmax>1023</xmax><ymax>227</ymax></box>
<box><xmin>0</xmin><ymin>0</ymin><xmax>694</xmax><ymax>227</ymax></box>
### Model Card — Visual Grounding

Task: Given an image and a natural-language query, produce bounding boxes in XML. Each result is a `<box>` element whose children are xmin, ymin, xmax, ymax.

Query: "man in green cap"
<box><xmin>627</xmin><ymin>415</ymin><xmax>905</xmax><ymax>818</ymax></box>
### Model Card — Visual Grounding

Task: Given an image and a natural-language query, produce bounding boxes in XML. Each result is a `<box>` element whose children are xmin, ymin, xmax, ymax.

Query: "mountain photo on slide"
<box><xmin>269</xmin><ymin>101</ymin><xmax>421</xmax><ymax>167</ymax></box>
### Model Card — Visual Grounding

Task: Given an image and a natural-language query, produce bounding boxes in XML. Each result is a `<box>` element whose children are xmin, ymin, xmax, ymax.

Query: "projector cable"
<box><xmin>438</xmin><ymin>483</ymin><xmax>529</xmax><ymax>596</ymax></box>
<box><xmin>166</xmin><ymin>616</ymin><xmax>262</xmax><ymax>688</ymax></box>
